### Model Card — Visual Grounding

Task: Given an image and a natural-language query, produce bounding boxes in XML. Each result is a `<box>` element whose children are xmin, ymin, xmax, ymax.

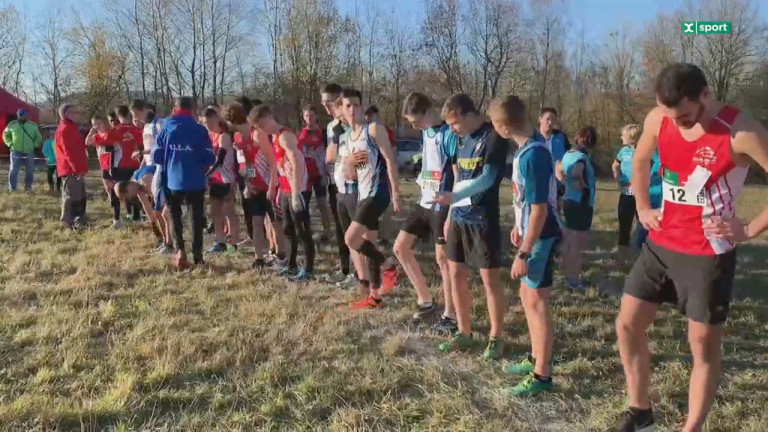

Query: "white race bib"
<box><xmin>621</xmin><ymin>186</ymin><xmax>634</xmax><ymax>196</ymax></box>
<box><xmin>664</xmin><ymin>183</ymin><xmax>705</xmax><ymax>207</ymax></box>
<box><xmin>236</xmin><ymin>150</ymin><xmax>246</xmax><ymax>164</ymax></box>
<box><xmin>452</xmin><ymin>180</ymin><xmax>472</xmax><ymax>207</ymax></box>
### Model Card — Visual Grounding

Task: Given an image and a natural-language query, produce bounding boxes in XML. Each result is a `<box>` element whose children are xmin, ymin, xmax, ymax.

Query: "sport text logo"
<box><xmin>682</xmin><ymin>21</ymin><xmax>731</xmax><ymax>34</ymax></box>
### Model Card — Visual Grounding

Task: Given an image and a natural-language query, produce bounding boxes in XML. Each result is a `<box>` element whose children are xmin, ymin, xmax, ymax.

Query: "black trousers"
<box><xmin>47</xmin><ymin>166</ymin><xmax>62</xmax><ymax>191</ymax></box>
<box><xmin>617</xmin><ymin>194</ymin><xmax>637</xmax><ymax>247</ymax></box>
<box><xmin>327</xmin><ymin>184</ymin><xmax>350</xmax><ymax>274</ymax></box>
<box><xmin>113</xmin><ymin>168</ymin><xmax>141</xmax><ymax>221</ymax></box>
<box><xmin>168</xmin><ymin>190</ymin><xmax>206</xmax><ymax>260</ymax></box>
<box><xmin>280</xmin><ymin>191</ymin><xmax>315</xmax><ymax>272</ymax></box>
<box><xmin>238</xmin><ymin>176</ymin><xmax>254</xmax><ymax>240</ymax></box>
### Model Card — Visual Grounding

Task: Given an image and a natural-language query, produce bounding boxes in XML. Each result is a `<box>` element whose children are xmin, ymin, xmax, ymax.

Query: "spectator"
<box><xmin>41</xmin><ymin>130</ymin><xmax>61</xmax><ymax>193</ymax></box>
<box><xmin>55</xmin><ymin>104</ymin><xmax>89</xmax><ymax>229</ymax></box>
<box><xmin>3</xmin><ymin>109</ymin><xmax>43</xmax><ymax>191</ymax></box>
<box><xmin>365</xmin><ymin>105</ymin><xmax>397</xmax><ymax>154</ymax></box>
<box><xmin>153</xmin><ymin>96</ymin><xmax>216</xmax><ymax>269</ymax></box>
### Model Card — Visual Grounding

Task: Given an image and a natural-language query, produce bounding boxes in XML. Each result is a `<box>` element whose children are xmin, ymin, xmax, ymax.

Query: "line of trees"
<box><xmin>2</xmin><ymin>0</ymin><xmax>767</xmax><ymax>174</ymax></box>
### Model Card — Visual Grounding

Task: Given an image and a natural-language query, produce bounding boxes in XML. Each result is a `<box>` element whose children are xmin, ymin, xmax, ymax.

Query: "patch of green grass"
<box><xmin>0</xmin><ymin>169</ymin><xmax>767</xmax><ymax>431</ymax></box>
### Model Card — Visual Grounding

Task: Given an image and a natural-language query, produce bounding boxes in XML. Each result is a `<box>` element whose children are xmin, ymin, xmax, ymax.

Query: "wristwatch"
<box><xmin>516</xmin><ymin>250</ymin><xmax>529</xmax><ymax>260</ymax></box>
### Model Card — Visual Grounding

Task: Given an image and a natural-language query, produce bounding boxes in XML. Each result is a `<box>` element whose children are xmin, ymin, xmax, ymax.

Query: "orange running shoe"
<box><xmin>349</xmin><ymin>296</ymin><xmax>384</xmax><ymax>309</ymax></box>
<box><xmin>380</xmin><ymin>266</ymin><xmax>399</xmax><ymax>295</ymax></box>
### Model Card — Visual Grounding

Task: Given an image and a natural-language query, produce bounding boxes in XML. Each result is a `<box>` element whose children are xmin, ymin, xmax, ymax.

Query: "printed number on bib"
<box><xmin>236</xmin><ymin>150</ymin><xmax>246</xmax><ymax>164</ymax></box>
<box><xmin>245</xmin><ymin>167</ymin><xmax>256</xmax><ymax>179</ymax></box>
<box><xmin>664</xmin><ymin>184</ymin><xmax>705</xmax><ymax>207</ymax></box>
<box><xmin>422</xmin><ymin>171</ymin><xmax>442</xmax><ymax>192</ymax></box>
<box><xmin>621</xmin><ymin>186</ymin><xmax>634</xmax><ymax>196</ymax></box>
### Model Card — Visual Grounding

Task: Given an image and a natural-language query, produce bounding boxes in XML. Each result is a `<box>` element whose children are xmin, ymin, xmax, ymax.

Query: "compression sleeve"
<box><xmin>439</xmin><ymin>132</ymin><xmax>459</xmax><ymax>192</ymax></box>
<box><xmin>451</xmin><ymin>164</ymin><xmax>498</xmax><ymax>204</ymax></box>
<box><xmin>206</xmin><ymin>147</ymin><xmax>227</xmax><ymax>176</ymax></box>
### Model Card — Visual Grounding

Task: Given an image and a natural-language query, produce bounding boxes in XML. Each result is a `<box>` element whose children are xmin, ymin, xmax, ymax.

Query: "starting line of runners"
<box><xmin>76</xmin><ymin>62</ymin><xmax>768</xmax><ymax>432</ymax></box>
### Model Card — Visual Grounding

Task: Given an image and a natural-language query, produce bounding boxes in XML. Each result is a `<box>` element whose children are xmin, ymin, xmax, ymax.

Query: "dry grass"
<box><xmin>1</xmin><ymin>168</ymin><xmax>768</xmax><ymax>431</ymax></box>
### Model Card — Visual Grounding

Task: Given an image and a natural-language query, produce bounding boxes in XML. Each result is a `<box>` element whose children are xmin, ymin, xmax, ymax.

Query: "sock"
<box><xmin>357</xmin><ymin>240</ymin><xmax>385</xmax><ymax>265</ymax></box>
<box><xmin>359</xmin><ymin>280</ymin><xmax>370</xmax><ymax>289</ymax></box>
<box><xmin>533</xmin><ymin>372</ymin><xmax>552</xmax><ymax>383</ymax></box>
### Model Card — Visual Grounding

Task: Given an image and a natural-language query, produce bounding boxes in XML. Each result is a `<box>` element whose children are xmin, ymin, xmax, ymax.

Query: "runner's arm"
<box><xmin>732</xmin><ymin>115</ymin><xmax>768</xmax><ymax>239</ymax></box>
<box><xmin>451</xmin><ymin>134</ymin><xmax>509</xmax><ymax>204</ymax></box>
<box><xmin>632</xmin><ymin>108</ymin><xmax>661</xmax><ymax>211</ymax></box>
<box><xmin>279</xmin><ymin>133</ymin><xmax>303</xmax><ymax>194</ymax></box>
<box><xmin>136</xmin><ymin>189</ymin><xmax>158</xmax><ymax>225</ymax></box>
<box><xmin>439</xmin><ymin>133</ymin><xmax>459</xmax><ymax>192</ymax></box>
<box><xmin>519</xmin><ymin>148</ymin><xmax>554</xmax><ymax>254</ymax></box>
<box><xmin>206</xmin><ymin>133</ymin><xmax>231</xmax><ymax>176</ymax></box>
<box><xmin>369</xmin><ymin>122</ymin><xmax>400</xmax><ymax>198</ymax></box>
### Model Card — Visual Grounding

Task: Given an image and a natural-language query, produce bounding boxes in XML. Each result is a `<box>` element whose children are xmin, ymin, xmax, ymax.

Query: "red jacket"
<box><xmin>55</xmin><ymin>118</ymin><xmax>88</xmax><ymax>177</ymax></box>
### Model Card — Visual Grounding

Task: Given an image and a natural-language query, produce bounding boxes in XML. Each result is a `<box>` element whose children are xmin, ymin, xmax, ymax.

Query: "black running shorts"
<box><xmin>401</xmin><ymin>205</ymin><xmax>449</xmax><ymax>245</ymax></box>
<box><xmin>353</xmin><ymin>190</ymin><xmax>390</xmax><ymax>231</ymax></box>
<box><xmin>446</xmin><ymin>219</ymin><xmax>502</xmax><ymax>269</ymax></box>
<box><xmin>624</xmin><ymin>240</ymin><xmax>736</xmax><ymax>325</ymax></box>
<box><xmin>209</xmin><ymin>183</ymin><xmax>232</xmax><ymax>200</ymax></box>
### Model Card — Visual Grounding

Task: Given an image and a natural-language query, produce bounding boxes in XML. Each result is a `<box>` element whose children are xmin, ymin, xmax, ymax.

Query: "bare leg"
<box><xmin>520</xmin><ymin>284</ymin><xmax>553</xmax><ymax>376</ymax></box>
<box><xmin>448</xmin><ymin>261</ymin><xmax>472</xmax><ymax>336</ymax></box>
<box><xmin>616</xmin><ymin>295</ymin><xmax>659</xmax><ymax>409</ymax></box>
<box><xmin>683</xmin><ymin>320</ymin><xmax>724</xmax><ymax>432</ymax></box>
<box><xmin>393</xmin><ymin>231</ymin><xmax>430</xmax><ymax>303</ymax></box>
<box><xmin>223</xmin><ymin>196</ymin><xmax>240</xmax><ymax>246</ymax></box>
<box><xmin>252</xmin><ymin>215</ymin><xmax>267</xmax><ymax>259</ymax></box>
<box><xmin>436</xmin><ymin>245</ymin><xmax>455</xmax><ymax>319</ymax></box>
<box><xmin>480</xmin><ymin>268</ymin><xmax>505</xmax><ymax>338</ymax></box>
<box><xmin>210</xmin><ymin>200</ymin><xmax>225</xmax><ymax>244</ymax></box>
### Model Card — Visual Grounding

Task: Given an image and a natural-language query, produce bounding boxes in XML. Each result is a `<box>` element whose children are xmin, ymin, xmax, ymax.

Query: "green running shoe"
<box><xmin>511</xmin><ymin>374</ymin><xmax>553</xmax><ymax>396</ymax></box>
<box><xmin>438</xmin><ymin>333</ymin><xmax>474</xmax><ymax>352</ymax></box>
<box><xmin>483</xmin><ymin>337</ymin><xmax>504</xmax><ymax>360</ymax></box>
<box><xmin>504</xmin><ymin>357</ymin><xmax>535</xmax><ymax>376</ymax></box>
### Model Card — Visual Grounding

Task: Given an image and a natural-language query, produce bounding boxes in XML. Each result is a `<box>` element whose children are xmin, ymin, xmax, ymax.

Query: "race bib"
<box><xmin>621</xmin><ymin>186</ymin><xmax>634</xmax><ymax>196</ymax></box>
<box><xmin>422</xmin><ymin>171</ymin><xmax>442</xmax><ymax>192</ymax></box>
<box><xmin>245</xmin><ymin>167</ymin><xmax>256</xmax><ymax>179</ymax></box>
<box><xmin>236</xmin><ymin>150</ymin><xmax>246</xmax><ymax>164</ymax></box>
<box><xmin>664</xmin><ymin>184</ymin><xmax>706</xmax><ymax>207</ymax></box>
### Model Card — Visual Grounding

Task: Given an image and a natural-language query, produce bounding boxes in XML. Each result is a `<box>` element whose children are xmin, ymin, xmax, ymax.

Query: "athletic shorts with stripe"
<box><xmin>401</xmin><ymin>205</ymin><xmax>449</xmax><ymax>245</ymax></box>
<box><xmin>353</xmin><ymin>189</ymin><xmax>390</xmax><ymax>231</ymax></box>
<box><xmin>521</xmin><ymin>236</ymin><xmax>560</xmax><ymax>289</ymax></box>
<box><xmin>624</xmin><ymin>239</ymin><xmax>736</xmax><ymax>325</ymax></box>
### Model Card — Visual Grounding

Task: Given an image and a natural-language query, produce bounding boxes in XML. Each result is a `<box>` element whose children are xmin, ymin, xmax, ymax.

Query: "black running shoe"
<box><xmin>616</xmin><ymin>409</ymin><xmax>654</xmax><ymax>432</ymax></box>
<box><xmin>409</xmin><ymin>302</ymin><xmax>436</xmax><ymax>324</ymax></box>
<box><xmin>432</xmin><ymin>316</ymin><xmax>458</xmax><ymax>334</ymax></box>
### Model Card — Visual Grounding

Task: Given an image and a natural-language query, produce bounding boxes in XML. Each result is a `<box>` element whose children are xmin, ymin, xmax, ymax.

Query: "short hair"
<box><xmin>58</xmin><ymin>104</ymin><xmax>74</xmax><ymax>119</ymax></box>
<box><xmin>365</xmin><ymin>105</ymin><xmax>379</xmax><ymax>117</ymax></box>
<box><xmin>250</xmin><ymin>105</ymin><xmax>273</xmax><ymax>122</ymax></box>
<box><xmin>321</xmin><ymin>83</ymin><xmax>343</xmax><ymax>95</ymax></box>
<box><xmin>303</xmin><ymin>104</ymin><xmax>316</xmax><ymax>114</ymax></box>
<box><xmin>442</xmin><ymin>93</ymin><xmax>478</xmax><ymax>118</ymax></box>
<box><xmin>539</xmin><ymin>107</ymin><xmax>558</xmax><ymax>117</ymax></box>
<box><xmin>175</xmin><ymin>96</ymin><xmax>194</xmax><ymax>110</ymax></box>
<box><xmin>622</xmin><ymin>124</ymin><xmax>641</xmax><ymax>141</ymax></box>
<box><xmin>341</xmin><ymin>88</ymin><xmax>363</xmax><ymax>102</ymax></box>
<box><xmin>203</xmin><ymin>106</ymin><xmax>220</xmax><ymax>118</ymax></box>
<box><xmin>129</xmin><ymin>99</ymin><xmax>146</xmax><ymax>111</ymax></box>
<box><xmin>116</xmin><ymin>105</ymin><xmax>131</xmax><ymax>118</ymax></box>
<box><xmin>224</xmin><ymin>103</ymin><xmax>247</xmax><ymax>125</ymax></box>
<box><xmin>108</xmin><ymin>111</ymin><xmax>118</xmax><ymax>121</ymax></box>
<box><xmin>576</xmin><ymin>126</ymin><xmax>598</xmax><ymax>148</ymax></box>
<box><xmin>146</xmin><ymin>103</ymin><xmax>156</xmax><ymax>113</ymax></box>
<box><xmin>487</xmin><ymin>95</ymin><xmax>527</xmax><ymax>128</ymax></box>
<box><xmin>402</xmin><ymin>92</ymin><xmax>433</xmax><ymax>117</ymax></box>
<box><xmin>91</xmin><ymin>115</ymin><xmax>105</xmax><ymax>122</ymax></box>
<box><xmin>333</xmin><ymin>96</ymin><xmax>344</xmax><ymax>108</ymax></box>
<box><xmin>655</xmin><ymin>62</ymin><xmax>708</xmax><ymax>107</ymax></box>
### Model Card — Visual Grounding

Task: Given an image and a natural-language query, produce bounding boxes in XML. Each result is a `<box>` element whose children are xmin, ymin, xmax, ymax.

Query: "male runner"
<box><xmin>342</xmin><ymin>88</ymin><xmax>400</xmax><ymax>309</ymax></box>
<box><xmin>617</xmin><ymin>63</ymin><xmax>768</xmax><ymax>432</ymax></box>
<box><xmin>534</xmin><ymin>107</ymin><xmax>571</xmax><ymax>203</ymax></box>
<box><xmin>130</xmin><ymin>99</ymin><xmax>148</xmax><ymax>130</ymax></box>
<box><xmin>321</xmin><ymin>83</ymin><xmax>353</xmax><ymax>284</ymax></box>
<box><xmin>299</xmin><ymin>104</ymin><xmax>333</xmax><ymax>241</ymax></box>
<box><xmin>488</xmin><ymin>95</ymin><xmax>562</xmax><ymax>394</ymax></box>
<box><xmin>85</xmin><ymin>115</ymin><xmax>118</xmax><ymax>226</ymax></box>
<box><xmin>253</xmin><ymin>105</ymin><xmax>315</xmax><ymax>282</ymax></box>
<box><xmin>107</xmin><ymin>105</ymin><xmax>144</xmax><ymax>222</ymax></box>
<box><xmin>365</xmin><ymin>104</ymin><xmax>397</xmax><ymax>152</ymax></box>
<box><xmin>203</xmin><ymin>107</ymin><xmax>240</xmax><ymax>254</ymax></box>
<box><xmin>432</xmin><ymin>93</ymin><xmax>510</xmax><ymax>360</ymax></box>
<box><xmin>232</xmin><ymin>104</ymin><xmax>280</xmax><ymax>269</ymax></box>
<box><xmin>137</xmin><ymin>105</ymin><xmax>172</xmax><ymax>253</ymax></box>
<box><xmin>114</xmin><ymin>180</ymin><xmax>169</xmax><ymax>247</ymax></box>
<box><xmin>395</xmin><ymin>92</ymin><xmax>458</xmax><ymax>333</ymax></box>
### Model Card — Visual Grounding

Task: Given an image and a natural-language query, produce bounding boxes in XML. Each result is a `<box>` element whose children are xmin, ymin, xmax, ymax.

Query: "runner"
<box><xmin>252</xmin><ymin>105</ymin><xmax>315</xmax><ymax>282</ymax></box>
<box><xmin>365</xmin><ymin>104</ymin><xmax>397</xmax><ymax>153</ymax></box>
<box><xmin>395</xmin><ymin>92</ymin><xmax>458</xmax><ymax>333</ymax></box>
<box><xmin>320</xmin><ymin>83</ymin><xmax>354</xmax><ymax>286</ymax></box>
<box><xmin>557</xmin><ymin>126</ymin><xmax>597</xmax><ymax>290</ymax></box>
<box><xmin>130</xmin><ymin>99</ymin><xmax>148</xmax><ymax>130</ymax></box>
<box><xmin>612</xmin><ymin>124</ymin><xmax>641</xmax><ymax>260</ymax></box>
<box><xmin>85</xmin><ymin>115</ymin><xmax>119</xmax><ymax>226</ymax></box>
<box><xmin>489</xmin><ymin>94</ymin><xmax>561</xmax><ymax>394</ymax></box>
<box><xmin>114</xmin><ymin>180</ymin><xmax>169</xmax><ymax>247</ymax></box>
<box><xmin>230</xmin><ymin>103</ymin><xmax>280</xmax><ymax>269</ymax></box>
<box><xmin>432</xmin><ymin>93</ymin><xmax>510</xmax><ymax>360</ymax></box>
<box><xmin>617</xmin><ymin>63</ymin><xmax>768</xmax><ymax>432</ymax></box>
<box><xmin>534</xmin><ymin>107</ymin><xmax>571</xmax><ymax>203</ymax></box>
<box><xmin>203</xmin><ymin>107</ymin><xmax>240</xmax><ymax>254</ymax></box>
<box><xmin>107</xmin><ymin>105</ymin><xmax>144</xmax><ymax>223</ymax></box>
<box><xmin>108</xmin><ymin>111</ymin><xmax>119</xmax><ymax>128</ymax></box>
<box><xmin>634</xmin><ymin>149</ymin><xmax>662</xmax><ymax>248</ymax></box>
<box><xmin>299</xmin><ymin>104</ymin><xmax>333</xmax><ymax>241</ymax></box>
<box><xmin>137</xmin><ymin>105</ymin><xmax>173</xmax><ymax>253</ymax></box>
<box><xmin>342</xmin><ymin>88</ymin><xmax>401</xmax><ymax>308</ymax></box>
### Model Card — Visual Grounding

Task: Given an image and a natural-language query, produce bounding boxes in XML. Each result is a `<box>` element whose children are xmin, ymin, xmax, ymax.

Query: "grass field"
<box><xmin>1</xmin><ymin>167</ymin><xmax>768</xmax><ymax>431</ymax></box>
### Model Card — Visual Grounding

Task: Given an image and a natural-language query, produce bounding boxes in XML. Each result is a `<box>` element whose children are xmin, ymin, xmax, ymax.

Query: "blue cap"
<box><xmin>17</xmin><ymin>109</ymin><xmax>28</xmax><ymax>117</ymax></box>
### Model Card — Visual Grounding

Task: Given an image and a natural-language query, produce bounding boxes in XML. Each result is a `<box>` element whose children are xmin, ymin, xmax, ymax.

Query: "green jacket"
<box><xmin>3</xmin><ymin>120</ymin><xmax>43</xmax><ymax>154</ymax></box>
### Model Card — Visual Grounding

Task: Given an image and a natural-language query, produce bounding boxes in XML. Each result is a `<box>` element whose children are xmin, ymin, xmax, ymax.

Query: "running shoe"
<box><xmin>335</xmin><ymin>274</ymin><xmax>358</xmax><ymax>290</ymax></box>
<box><xmin>483</xmin><ymin>337</ymin><xmax>504</xmax><ymax>360</ymax></box>
<box><xmin>325</xmin><ymin>270</ymin><xmax>347</xmax><ymax>284</ymax></box>
<box><xmin>510</xmin><ymin>374</ymin><xmax>553</xmax><ymax>396</ymax></box>
<box><xmin>277</xmin><ymin>267</ymin><xmax>299</xmax><ymax>277</ymax></box>
<box><xmin>438</xmin><ymin>332</ymin><xmax>474</xmax><ymax>352</ymax></box>
<box><xmin>432</xmin><ymin>316</ymin><xmax>458</xmax><ymax>334</ymax></box>
<box><xmin>289</xmin><ymin>269</ymin><xmax>313</xmax><ymax>283</ymax></box>
<box><xmin>504</xmin><ymin>357</ymin><xmax>535</xmax><ymax>376</ymax></box>
<box><xmin>225</xmin><ymin>244</ymin><xmax>239</xmax><ymax>255</ymax></box>
<box><xmin>349</xmin><ymin>296</ymin><xmax>384</xmax><ymax>309</ymax></box>
<box><xmin>112</xmin><ymin>219</ymin><xmax>123</xmax><ymax>230</ymax></box>
<box><xmin>566</xmin><ymin>277</ymin><xmax>589</xmax><ymax>291</ymax></box>
<box><xmin>207</xmin><ymin>243</ymin><xmax>227</xmax><ymax>254</ymax></box>
<box><xmin>409</xmin><ymin>302</ymin><xmax>436</xmax><ymax>324</ymax></box>
<box><xmin>238</xmin><ymin>238</ymin><xmax>253</xmax><ymax>247</ymax></box>
<box><xmin>380</xmin><ymin>265</ymin><xmax>399</xmax><ymax>295</ymax></box>
<box><xmin>615</xmin><ymin>409</ymin><xmax>655</xmax><ymax>432</ymax></box>
<box><xmin>251</xmin><ymin>259</ymin><xmax>266</xmax><ymax>270</ymax></box>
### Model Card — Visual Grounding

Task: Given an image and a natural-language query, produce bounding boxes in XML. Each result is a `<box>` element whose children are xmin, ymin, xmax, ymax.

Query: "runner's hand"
<box><xmin>703</xmin><ymin>216</ymin><xmax>750</xmax><ymax>243</ymax></box>
<box><xmin>392</xmin><ymin>193</ymin><xmax>402</xmax><ymax>212</ymax></box>
<box><xmin>511</xmin><ymin>255</ymin><xmax>528</xmax><ymax>279</ymax></box>
<box><xmin>510</xmin><ymin>229</ymin><xmax>521</xmax><ymax>248</ymax></box>
<box><xmin>268</xmin><ymin>187</ymin><xmax>277</xmax><ymax>203</ymax></box>
<box><xmin>430</xmin><ymin>192</ymin><xmax>452</xmax><ymax>207</ymax></box>
<box><xmin>638</xmin><ymin>208</ymin><xmax>662</xmax><ymax>231</ymax></box>
<box><xmin>352</xmin><ymin>150</ymin><xmax>368</xmax><ymax>165</ymax></box>
<box><xmin>132</xmin><ymin>151</ymin><xmax>142</xmax><ymax>161</ymax></box>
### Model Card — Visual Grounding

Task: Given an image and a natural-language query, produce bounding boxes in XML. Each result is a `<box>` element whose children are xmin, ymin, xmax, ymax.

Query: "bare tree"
<box><xmin>382</xmin><ymin>14</ymin><xmax>416</xmax><ymax>130</ymax></box>
<box><xmin>0</xmin><ymin>5</ymin><xmax>26</xmax><ymax>92</ymax></box>
<box><xmin>529</xmin><ymin>0</ymin><xmax>566</xmax><ymax>109</ymax></box>
<box><xmin>422</xmin><ymin>0</ymin><xmax>464</xmax><ymax>93</ymax></box>
<box><xmin>33</xmin><ymin>8</ymin><xmax>73</xmax><ymax>116</ymax></box>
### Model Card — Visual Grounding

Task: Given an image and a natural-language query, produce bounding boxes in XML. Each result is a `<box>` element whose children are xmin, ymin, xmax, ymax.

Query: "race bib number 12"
<box><xmin>664</xmin><ymin>184</ymin><xmax>705</xmax><ymax>207</ymax></box>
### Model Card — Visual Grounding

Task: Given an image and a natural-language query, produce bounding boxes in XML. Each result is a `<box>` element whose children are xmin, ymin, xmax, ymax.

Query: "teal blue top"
<box><xmin>42</xmin><ymin>138</ymin><xmax>56</xmax><ymax>166</ymax></box>
<box><xmin>561</xmin><ymin>148</ymin><xmax>596</xmax><ymax>207</ymax></box>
